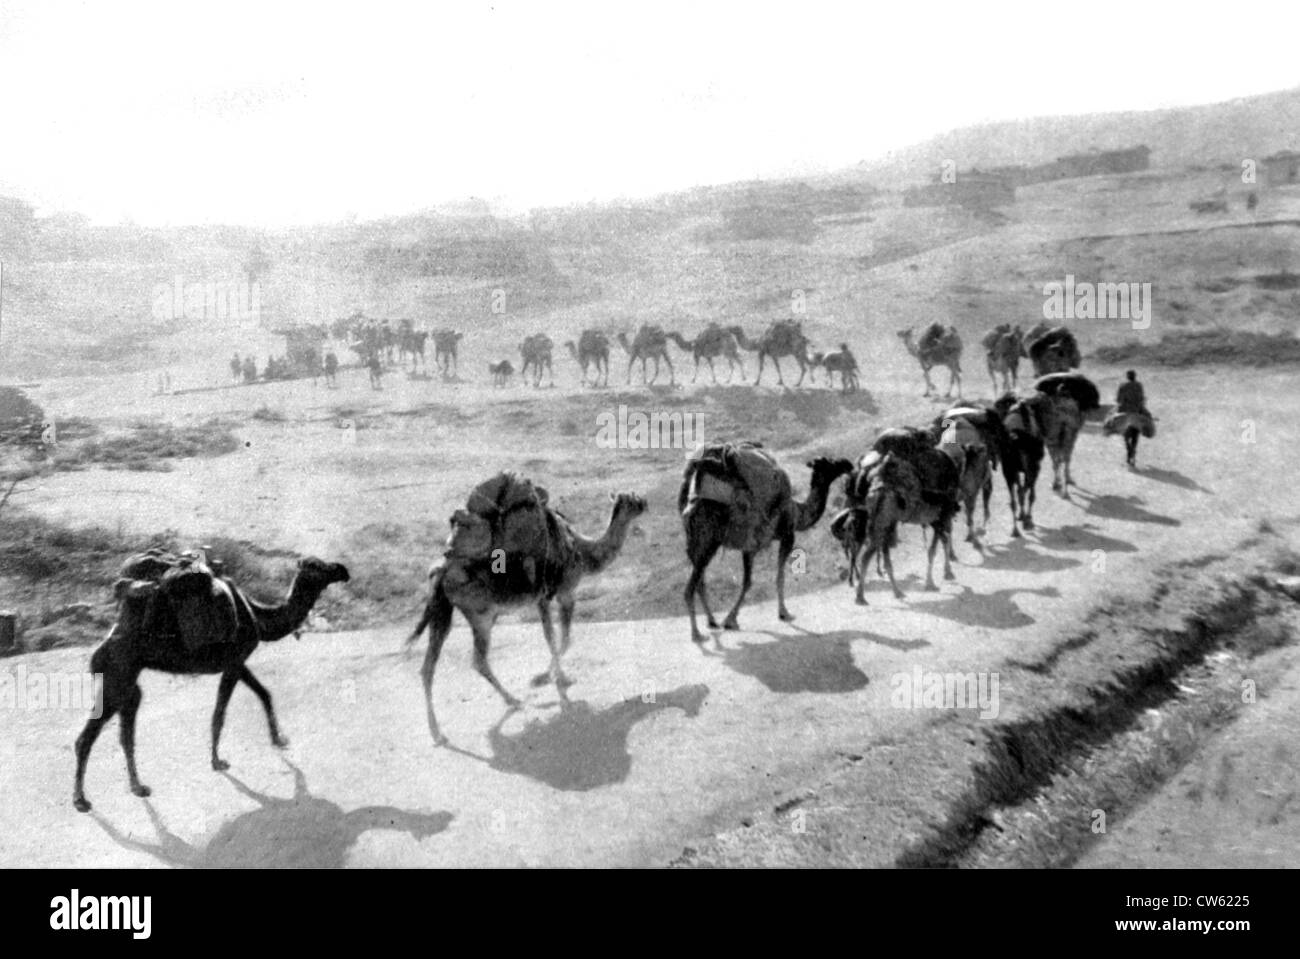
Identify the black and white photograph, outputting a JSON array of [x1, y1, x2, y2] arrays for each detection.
[[0, 0, 1296, 912]]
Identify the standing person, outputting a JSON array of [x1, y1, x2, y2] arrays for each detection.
[[230, 352, 242, 384], [1115, 369, 1150, 469]]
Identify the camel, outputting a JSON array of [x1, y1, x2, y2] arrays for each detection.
[[994, 392, 1045, 536], [1024, 324, 1080, 376], [929, 408, 1001, 550], [666, 325, 747, 384], [488, 359, 514, 387], [617, 325, 675, 386], [401, 330, 430, 372], [846, 451, 959, 604], [432, 330, 463, 378], [72, 555, 350, 812], [564, 330, 611, 387], [406, 491, 647, 744], [898, 325, 962, 398], [983, 324, 1026, 394], [519, 333, 555, 388], [680, 449, 852, 643], [730, 321, 813, 387], [1028, 372, 1100, 498], [811, 343, 861, 393]]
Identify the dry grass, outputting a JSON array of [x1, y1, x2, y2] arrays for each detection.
[[1093, 329, 1300, 367]]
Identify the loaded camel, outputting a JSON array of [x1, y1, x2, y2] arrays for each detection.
[[407, 491, 648, 744], [617, 325, 676, 386], [565, 330, 612, 387], [731, 320, 814, 387], [680, 446, 852, 642], [810, 343, 861, 393], [1023, 324, 1081, 376], [1027, 372, 1101, 499], [993, 391, 1046, 536], [401, 329, 430, 372], [666, 325, 747, 384], [73, 553, 350, 812], [898, 324, 963, 398], [519, 333, 555, 388], [929, 405, 1009, 551], [432, 330, 464, 379], [840, 431, 961, 604], [983, 324, 1025, 394]]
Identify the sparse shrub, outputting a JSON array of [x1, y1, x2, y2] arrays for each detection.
[[1093, 329, 1300, 367]]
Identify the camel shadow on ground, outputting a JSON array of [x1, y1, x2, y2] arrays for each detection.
[[976, 537, 1083, 573], [1137, 466, 1214, 494], [1037, 523, 1139, 554], [906, 584, 1062, 630], [445, 684, 710, 792], [710, 629, 879, 693], [1079, 492, 1181, 527], [91, 759, 452, 868]]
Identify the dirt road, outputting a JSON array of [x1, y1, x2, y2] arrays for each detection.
[[2, 367, 1295, 867]]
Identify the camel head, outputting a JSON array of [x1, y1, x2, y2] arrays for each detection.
[[806, 456, 855, 489], [295, 557, 351, 591], [609, 490, 648, 524]]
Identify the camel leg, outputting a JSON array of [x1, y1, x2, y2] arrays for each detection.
[[664, 353, 675, 386], [696, 576, 721, 630], [532, 598, 572, 691], [937, 518, 956, 582], [982, 473, 993, 537], [776, 530, 795, 621], [238, 666, 288, 749], [626, 356, 635, 384], [754, 353, 765, 386], [795, 359, 807, 387], [73, 674, 125, 813], [118, 682, 150, 798], [419, 620, 450, 746], [773, 356, 786, 387], [921, 365, 934, 396], [708, 358, 719, 384], [855, 540, 878, 605], [722, 552, 755, 631], [924, 524, 941, 591], [1023, 460, 1039, 530], [467, 613, 521, 710], [684, 540, 721, 642], [883, 540, 905, 599], [557, 592, 576, 656], [210, 669, 241, 771], [1005, 474, 1021, 539], [692, 357, 700, 383]]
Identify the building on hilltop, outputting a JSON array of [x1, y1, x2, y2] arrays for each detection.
[[904, 173, 1016, 210], [1262, 150, 1300, 188]]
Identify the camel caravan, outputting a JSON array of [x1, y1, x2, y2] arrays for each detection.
[[73, 315, 1156, 810], [232, 314, 871, 393]]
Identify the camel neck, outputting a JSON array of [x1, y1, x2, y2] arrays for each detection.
[[574, 507, 631, 574], [253, 578, 323, 641]]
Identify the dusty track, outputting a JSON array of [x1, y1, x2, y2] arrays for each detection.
[[2, 367, 1295, 867]]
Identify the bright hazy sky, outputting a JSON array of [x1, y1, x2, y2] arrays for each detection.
[[1, 0, 1296, 226]]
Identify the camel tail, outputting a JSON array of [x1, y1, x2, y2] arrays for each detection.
[[407, 566, 452, 648]]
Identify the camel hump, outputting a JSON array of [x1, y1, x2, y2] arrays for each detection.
[[450, 472, 557, 566], [919, 322, 947, 351]]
